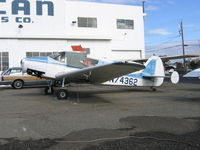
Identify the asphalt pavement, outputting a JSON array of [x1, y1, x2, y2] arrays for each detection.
[[0, 78, 199, 150]]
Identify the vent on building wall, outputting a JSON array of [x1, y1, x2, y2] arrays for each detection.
[[18, 24, 23, 29]]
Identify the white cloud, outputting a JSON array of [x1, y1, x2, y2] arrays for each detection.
[[102, 0, 142, 2], [148, 29, 172, 35], [167, 0, 176, 5], [67, 0, 145, 4], [145, 5, 159, 11], [183, 24, 195, 28], [101, 0, 139, 3]]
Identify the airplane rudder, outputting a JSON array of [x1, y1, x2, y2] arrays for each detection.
[[144, 56, 164, 76], [143, 56, 157, 76], [144, 56, 165, 86]]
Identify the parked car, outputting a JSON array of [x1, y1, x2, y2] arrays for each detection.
[[0, 67, 48, 89]]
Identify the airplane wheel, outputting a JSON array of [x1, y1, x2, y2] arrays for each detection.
[[44, 87, 54, 95], [56, 89, 68, 100]]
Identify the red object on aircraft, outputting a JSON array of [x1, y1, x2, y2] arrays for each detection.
[[71, 45, 84, 52]]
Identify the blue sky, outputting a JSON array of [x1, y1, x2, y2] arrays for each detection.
[[143, 0, 200, 45], [69, 0, 200, 56]]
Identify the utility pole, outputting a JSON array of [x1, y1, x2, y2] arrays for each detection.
[[142, 1, 145, 14], [198, 40, 200, 48], [180, 21, 186, 70], [142, 1, 146, 20]]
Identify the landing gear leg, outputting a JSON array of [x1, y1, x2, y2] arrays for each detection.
[[56, 78, 68, 100], [44, 81, 54, 95]]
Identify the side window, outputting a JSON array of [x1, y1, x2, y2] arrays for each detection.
[[33, 52, 40, 57], [26, 52, 54, 58], [117, 19, 134, 29], [0, 52, 9, 71], [57, 52, 66, 63], [10, 69, 21, 74], [78, 17, 97, 28], [26, 52, 33, 58]]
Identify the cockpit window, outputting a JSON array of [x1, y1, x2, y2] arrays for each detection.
[[49, 52, 66, 63], [49, 53, 60, 59], [49, 51, 99, 68]]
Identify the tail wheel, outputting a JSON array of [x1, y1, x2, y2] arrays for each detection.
[[56, 89, 68, 100], [12, 80, 24, 89]]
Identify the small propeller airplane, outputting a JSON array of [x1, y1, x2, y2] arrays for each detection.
[[20, 52, 199, 99]]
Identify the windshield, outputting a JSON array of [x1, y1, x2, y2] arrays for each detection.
[[49, 51, 99, 68], [49, 52, 66, 63], [1, 68, 10, 75], [1, 68, 22, 76]]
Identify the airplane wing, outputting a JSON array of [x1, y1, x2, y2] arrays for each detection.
[[134, 55, 200, 63], [55, 61, 145, 83]]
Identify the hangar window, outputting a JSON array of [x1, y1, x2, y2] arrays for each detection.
[[0, 52, 9, 71], [117, 19, 134, 29], [26, 52, 54, 58], [78, 17, 97, 28], [33, 52, 40, 57]]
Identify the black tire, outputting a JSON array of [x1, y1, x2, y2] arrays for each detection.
[[56, 89, 68, 100], [54, 80, 62, 87], [152, 88, 157, 92], [44, 87, 54, 95], [12, 80, 24, 89]]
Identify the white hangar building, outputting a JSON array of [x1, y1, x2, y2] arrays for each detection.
[[0, 0, 145, 71]]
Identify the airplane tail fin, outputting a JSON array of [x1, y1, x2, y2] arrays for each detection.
[[142, 56, 165, 86]]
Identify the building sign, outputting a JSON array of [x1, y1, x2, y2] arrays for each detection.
[[0, 0, 54, 23]]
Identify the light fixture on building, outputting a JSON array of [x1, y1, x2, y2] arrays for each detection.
[[18, 24, 23, 29], [72, 21, 77, 24]]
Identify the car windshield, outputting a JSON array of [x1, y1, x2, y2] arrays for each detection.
[[1, 68, 9, 75], [2, 68, 22, 76]]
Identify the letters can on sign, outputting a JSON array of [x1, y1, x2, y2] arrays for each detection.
[[0, 0, 54, 23]]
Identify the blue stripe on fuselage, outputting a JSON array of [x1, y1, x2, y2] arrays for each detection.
[[25, 57, 81, 69]]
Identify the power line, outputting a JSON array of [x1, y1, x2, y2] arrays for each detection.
[[146, 44, 181, 52], [145, 35, 179, 45], [146, 39, 200, 52], [186, 28, 200, 33], [187, 44, 200, 46], [146, 36, 180, 51]]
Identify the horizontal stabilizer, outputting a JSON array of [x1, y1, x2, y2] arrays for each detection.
[[142, 74, 165, 78]]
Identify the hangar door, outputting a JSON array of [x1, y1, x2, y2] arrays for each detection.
[[111, 50, 142, 60]]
